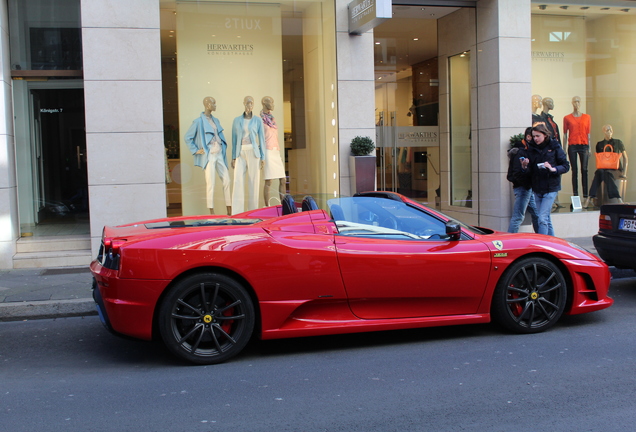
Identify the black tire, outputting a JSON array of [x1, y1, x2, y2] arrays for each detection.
[[158, 273, 255, 365], [491, 257, 567, 334]]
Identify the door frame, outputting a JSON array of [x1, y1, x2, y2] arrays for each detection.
[[15, 79, 84, 232]]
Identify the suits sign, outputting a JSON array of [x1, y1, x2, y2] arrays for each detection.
[[348, 0, 391, 35]]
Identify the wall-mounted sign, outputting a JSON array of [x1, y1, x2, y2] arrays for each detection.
[[348, 0, 391, 35]]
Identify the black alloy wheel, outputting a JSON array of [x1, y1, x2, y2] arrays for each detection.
[[158, 273, 255, 364], [492, 257, 567, 334]]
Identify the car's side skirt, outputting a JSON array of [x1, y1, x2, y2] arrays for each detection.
[[259, 309, 490, 340]]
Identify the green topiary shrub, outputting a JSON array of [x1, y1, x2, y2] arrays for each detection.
[[350, 136, 375, 156], [509, 133, 524, 149]]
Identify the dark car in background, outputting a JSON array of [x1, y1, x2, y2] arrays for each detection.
[[593, 204, 636, 271]]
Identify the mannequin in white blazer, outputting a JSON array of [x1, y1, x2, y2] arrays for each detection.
[[231, 96, 265, 214], [184, 97, 231, 214]]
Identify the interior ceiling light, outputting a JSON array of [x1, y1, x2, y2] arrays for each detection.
[[413, 38, 419, 41]]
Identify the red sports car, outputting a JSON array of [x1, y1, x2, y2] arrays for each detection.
[[90, 192, 612, 364]]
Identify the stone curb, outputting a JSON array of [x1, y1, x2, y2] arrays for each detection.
[[0, 299, 97, 322]]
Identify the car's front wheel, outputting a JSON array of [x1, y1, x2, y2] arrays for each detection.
[[492, 257, 567, 334], [158, 273, 255, 364]]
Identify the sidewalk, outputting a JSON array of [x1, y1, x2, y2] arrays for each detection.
[[0, 266, 95, 322], [0, 237, 628, 322]]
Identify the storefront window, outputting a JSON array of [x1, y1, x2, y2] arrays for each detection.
[[532, 2, 636, 205], [161, 0, 337, 216], [8, 0, 82, 72]]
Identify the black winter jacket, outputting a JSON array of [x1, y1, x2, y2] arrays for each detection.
[[507, 141, 532, 189], [522, 138, 570, 194]]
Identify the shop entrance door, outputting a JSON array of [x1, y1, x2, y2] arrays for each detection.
[[373, 8, 445, 207], [376, 120, 440, 205], [28, 88, 88, 235]]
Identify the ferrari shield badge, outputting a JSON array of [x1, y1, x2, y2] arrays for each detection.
[[492, 240, 504, 251]]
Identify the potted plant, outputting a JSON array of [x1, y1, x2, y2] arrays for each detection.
[[509, 133, 524, 149], [350, 136, 375, 156], [349, 136, 376, 194]]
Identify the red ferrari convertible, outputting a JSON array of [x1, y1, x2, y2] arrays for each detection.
[[90, 192, 612, 364]]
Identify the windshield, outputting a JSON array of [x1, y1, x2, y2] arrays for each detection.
[[327, 196, 476, 240]]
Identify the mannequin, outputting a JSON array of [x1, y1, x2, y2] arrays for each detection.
[[563, 96, 591, 198], [532, 94, 543, 126], [541, 97, 561, 145], [231, 96, 265, 214], [260, 96, 287, 206], [585, 124, 628, 207], [184, 96, 231, 214]]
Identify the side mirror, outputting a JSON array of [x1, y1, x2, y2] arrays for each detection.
[[445, 221, 461, 241]]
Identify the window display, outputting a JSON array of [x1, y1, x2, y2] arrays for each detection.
[[532, 3, 636, 205], [161, 0, 337, 216]]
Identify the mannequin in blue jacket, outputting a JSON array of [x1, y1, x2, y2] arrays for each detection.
[[231, 96, 265, 214], [184, 97, 231, 214]]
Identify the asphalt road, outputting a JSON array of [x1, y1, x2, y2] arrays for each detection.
[[1, 277, 635, 432]]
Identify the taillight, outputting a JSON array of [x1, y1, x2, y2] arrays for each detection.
[[111, 239, 126, 255], [599, 214, 612, 230], [101, 236, 125, 270]]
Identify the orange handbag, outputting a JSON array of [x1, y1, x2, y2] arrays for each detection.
[[595, 144, 621, 170]]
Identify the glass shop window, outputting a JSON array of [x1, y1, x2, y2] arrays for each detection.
[[161, 0, 338, 217], [8, 0, 82, 73], [531, 2, 636, 205]]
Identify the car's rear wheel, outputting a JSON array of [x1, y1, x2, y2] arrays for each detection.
[[158, 273, 255, 364], [492, 257, 567, 334]]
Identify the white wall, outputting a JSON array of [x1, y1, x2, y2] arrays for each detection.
[[0, 0, 18, 269], [335, 0, 376, 197], [81, 0, 167, 253]]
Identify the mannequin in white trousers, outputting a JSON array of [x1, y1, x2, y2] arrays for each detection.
[[231, 96, 265, 214]]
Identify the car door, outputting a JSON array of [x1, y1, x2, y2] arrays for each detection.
[[331, 198, 492, 319]]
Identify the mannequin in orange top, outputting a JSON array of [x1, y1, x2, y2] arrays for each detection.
[[563, 96, 591, 198]]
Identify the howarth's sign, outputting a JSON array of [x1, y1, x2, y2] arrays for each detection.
[[348, 0, 391, 35]]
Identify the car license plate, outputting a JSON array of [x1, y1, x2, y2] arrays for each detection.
[[619, 218, 636, 232]]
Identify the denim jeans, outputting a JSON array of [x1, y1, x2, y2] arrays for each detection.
[[534, 191, 557, 236], [508, 187, 539, 233], [568, 145, 589, 197]]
